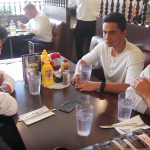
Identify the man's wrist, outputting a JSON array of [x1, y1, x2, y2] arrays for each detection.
[[143, 93, 150, 102], [100, 82, 106, 92]]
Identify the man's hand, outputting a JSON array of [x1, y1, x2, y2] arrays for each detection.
[[131, 77, 150, 99], [19, 23, 26, 29], [71, 74, 81, 85], [75, 81, 100, 91], [0, 73, 4, 85]]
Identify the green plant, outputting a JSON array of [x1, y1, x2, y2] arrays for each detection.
[[0, 4, 13, 15]]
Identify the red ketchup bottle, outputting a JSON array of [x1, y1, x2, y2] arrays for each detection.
[[50, 52, 61, 71], [42, 59, 54, 68]]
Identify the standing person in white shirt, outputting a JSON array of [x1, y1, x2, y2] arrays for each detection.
[[16, 3, 53, 55], [68, 0, 100, 60], [71, 12, 144, 94], [126, 65, 150, 116], [0, 25, 17, 116]]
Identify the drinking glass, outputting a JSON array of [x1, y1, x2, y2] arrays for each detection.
[[80, 64, 92, 81], [10, 23, 16, 35], [27, 71, 41, 95], [76, 103, 94, 137], [118, 92, 134, 121]]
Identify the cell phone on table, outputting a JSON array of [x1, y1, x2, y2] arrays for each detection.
[[59, 99, 81, 113]]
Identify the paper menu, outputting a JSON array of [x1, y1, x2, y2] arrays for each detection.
[[80, 128, 150, 150]]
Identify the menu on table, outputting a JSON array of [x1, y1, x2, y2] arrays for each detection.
[[28, 41, 34, 54], [80, 128, 150, 150]]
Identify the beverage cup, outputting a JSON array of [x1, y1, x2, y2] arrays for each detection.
[[118, 92, 134, 121], [80, 64, 92, 81], [76, 103, 94, 137], [10, 23, 16, 35], [17, 23, 21, 28], [27, 71, 41, 95]]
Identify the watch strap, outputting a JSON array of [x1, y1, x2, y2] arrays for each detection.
[[100, 82, 106, 92], [0, 86, 7, 93]]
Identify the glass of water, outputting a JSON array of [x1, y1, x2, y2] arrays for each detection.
[[76, 103, 95, 137], [10, 23, 16, 36], [80, 64, 92, 81], [118, 92, 134, 121], [27, 71, 41, 95]]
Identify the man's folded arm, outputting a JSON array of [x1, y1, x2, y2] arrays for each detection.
[[0, 93, 17, 116], [1, 73, 15, 94], [126, 86, 149, 115]]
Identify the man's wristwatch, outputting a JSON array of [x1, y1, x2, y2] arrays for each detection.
[[100, 82, 106, 92], [0, 86, 7, 93]]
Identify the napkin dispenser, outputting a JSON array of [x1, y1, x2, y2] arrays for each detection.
[[22, 53, 41, 87]]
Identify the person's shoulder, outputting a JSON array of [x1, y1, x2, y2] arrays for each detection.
[[38, 11, 48, 18], [95, 41, 106, 48], [126, 40, 142, 53], [37, 12, 49, 21], [144, 64, 150, 71], [96, 42, 109, 52]]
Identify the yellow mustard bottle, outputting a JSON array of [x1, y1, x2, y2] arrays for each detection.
[[41, 58, 54, 86], [61, 59, 69, 73], [41, 49, 50, 67]]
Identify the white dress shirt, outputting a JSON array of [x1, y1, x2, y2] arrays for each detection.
[[25, 11, 53, 42], [0, 70, 17, 116], [82, 40, 144, 84], [68, 0, 100, 21], [126, 65, 150, 114]]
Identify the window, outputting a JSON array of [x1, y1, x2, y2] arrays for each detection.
[[0, 0, 42, 15]]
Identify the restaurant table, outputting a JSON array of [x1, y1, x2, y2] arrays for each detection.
[[1, 58, 150, 150], [7, 31, 34, 58]]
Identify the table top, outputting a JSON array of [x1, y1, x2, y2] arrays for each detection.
[[2, 58, 150, 150], [7, 32, 34, 39]]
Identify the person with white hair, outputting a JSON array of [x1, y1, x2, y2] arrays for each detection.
[[0, 25, 17, 116]]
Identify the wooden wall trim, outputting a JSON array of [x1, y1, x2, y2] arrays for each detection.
[[96, 16, 150, 52]]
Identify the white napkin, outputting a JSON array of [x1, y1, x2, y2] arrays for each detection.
[[115, 115, 150, 135], [44, 82, 70, 89], [18, 106, 55, 125]]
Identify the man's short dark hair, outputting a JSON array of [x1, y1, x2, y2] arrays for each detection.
[[103, 12, 127, 32], [0, 25, 8, 43], [23, 3, 36, 11]]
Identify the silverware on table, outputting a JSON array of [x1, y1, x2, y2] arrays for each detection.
[[119, 123, 146, 133], [99, 123, 138, 128], [18, 109, 56, 122]]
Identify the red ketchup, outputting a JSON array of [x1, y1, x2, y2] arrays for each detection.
[[50, 52, 61, 71]]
